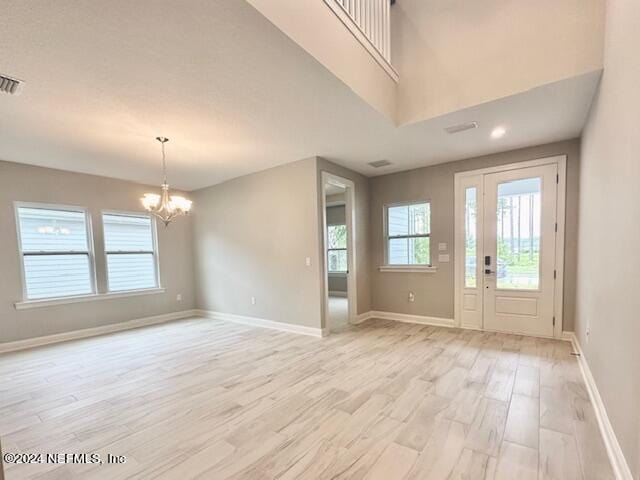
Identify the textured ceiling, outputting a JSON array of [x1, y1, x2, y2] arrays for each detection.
[[0, 0, 600, 191]]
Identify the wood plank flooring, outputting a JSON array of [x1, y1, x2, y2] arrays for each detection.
[[0, 317, 615, 479]]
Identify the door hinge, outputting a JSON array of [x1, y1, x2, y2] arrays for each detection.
[[554, 270, 557, 279], [555, 222, 558, 232], [553, 316, 556, 326], [556, 174, 559, 184]]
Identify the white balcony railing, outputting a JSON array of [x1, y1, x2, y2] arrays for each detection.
[[324, 0, 398, 81]]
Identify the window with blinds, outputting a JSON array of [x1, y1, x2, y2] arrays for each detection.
[[16, 205, 94, 300], [103, 213, 158, 292]]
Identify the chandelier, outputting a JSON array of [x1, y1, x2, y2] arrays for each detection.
[[141, 137, 192, 226]]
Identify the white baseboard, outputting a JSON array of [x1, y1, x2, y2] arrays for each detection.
[[329, 291, 348, 298], [354, 311, 374, 324], [197, 310, 327, 338], [355, 310, 454, 328], [562, 330, 575, 342], [567, 332, 633, 480], [0, 310, 199, 354]]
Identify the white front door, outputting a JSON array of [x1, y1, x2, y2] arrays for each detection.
[[455, 162, 560, 337], [483, 164, 557, 337]]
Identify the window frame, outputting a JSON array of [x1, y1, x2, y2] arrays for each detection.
[[383, 200, 434, 269], [326, 223, 348, 274], [14, 201, 97, 301], [102, 210, 161, 293]]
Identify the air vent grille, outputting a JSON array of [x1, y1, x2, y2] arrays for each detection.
[[0, 74, 23, 95], [444, 121, 478, 134], [368, 160, 392, 168]]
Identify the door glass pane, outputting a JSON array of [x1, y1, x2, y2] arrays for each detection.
[[496, 177, 541, 290], [465, 187, 477, 288]]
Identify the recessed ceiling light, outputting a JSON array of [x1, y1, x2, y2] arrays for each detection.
[[491, 126, 507, 139]]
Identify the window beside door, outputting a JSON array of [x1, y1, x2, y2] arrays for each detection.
[[465, 188, 478, 288], [385, 202, 431, 265]]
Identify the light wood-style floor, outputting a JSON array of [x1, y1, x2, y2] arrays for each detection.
[[0, 317, 614, 480]]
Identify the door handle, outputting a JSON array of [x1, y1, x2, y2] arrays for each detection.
[[485, 269, 495, 274]]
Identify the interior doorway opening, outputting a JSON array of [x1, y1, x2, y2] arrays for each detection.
[[321, 173, 357, 334]]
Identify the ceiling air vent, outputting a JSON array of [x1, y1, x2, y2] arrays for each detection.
[[0, 74, 24, 95], [368, 160, 392, 168], [444, 121, 478, 134]]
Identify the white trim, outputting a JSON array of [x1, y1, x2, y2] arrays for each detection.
[[0, 309, 197, 354], [567, 333, 634, 480], [197, 310, 327, 338], [455, 156, 567, 178], [562, 331, 575, 342], [14, 287, 166, 310], [453, 155, 567, 338], [378, 265, 437, 273], [383, 200, 433, 267], [101, 210, 161, 292], [14, 201, 98, 302], [353, 311, 373, 324], [321, 171, 358, 333], [323, 0, 399, 83], [362, 310, 455, 328], [356, 309, 573, 342]]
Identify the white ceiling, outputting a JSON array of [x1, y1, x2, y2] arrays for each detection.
[[0, 1, 600, 191]]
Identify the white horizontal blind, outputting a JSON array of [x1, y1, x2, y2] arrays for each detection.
[[334, 0, 391, 62], [17, 206, 93, 300], [103, 213, 157, 292]]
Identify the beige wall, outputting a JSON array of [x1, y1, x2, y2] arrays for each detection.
[[245, 0, 397, 121], [192, 158, 323, 329], [369, 139, 580, 330], [576, 0, 640, 475], [392, 0, 605, 125], [317, 158, 371, 317], [0, 160, 195, 344]]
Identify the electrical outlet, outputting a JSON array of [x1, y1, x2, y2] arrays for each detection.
[[251, 296, 256, 305], [408, 291, 415, 302], [176, 294, 182, 302]]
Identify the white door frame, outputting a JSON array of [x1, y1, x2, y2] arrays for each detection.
[[454, 155, 567, 339], [321, 172, 358, 332]]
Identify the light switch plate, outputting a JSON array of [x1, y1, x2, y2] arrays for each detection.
[[438, 243, 447, 251], [438, 254, 450, 263]]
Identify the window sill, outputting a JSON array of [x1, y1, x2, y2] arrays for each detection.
[[14, 288, 166, 310], [378, 265, 438, 273]]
